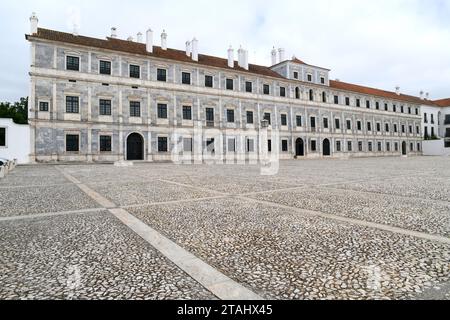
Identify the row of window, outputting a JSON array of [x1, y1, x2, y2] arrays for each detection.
[[64, 55, 418, 114]]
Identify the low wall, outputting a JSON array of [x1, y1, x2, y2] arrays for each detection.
[[422, 140, 450, 156]]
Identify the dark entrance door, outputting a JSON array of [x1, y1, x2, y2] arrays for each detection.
[[295, 138, 304, 157], [323, 139, 331, 156], [127, 133, 144, 160], [402, 141, 407, 155]]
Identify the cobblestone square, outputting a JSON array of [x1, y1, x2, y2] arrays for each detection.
[[0, 157, 449, 300]]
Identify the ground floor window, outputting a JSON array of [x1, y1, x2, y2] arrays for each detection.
[[336, 140, 341, 152], [247, 139, 255, 152], [358, 141, 363, 152], [347, 141, 352, 152], [395, 142, 399, 152], [99, 135, 112, 152], [183, 138, 192, 152], [444, 140, 450, 148], [368, 142, 373, 152], [378, 142, 382, 152], [410, 143, 414, 151], [228, 138, 236, 152], [0, 128, 5, 147], [281, 140, 288, 152], [311, 140, 317, 152], [66, 134, 79, 152], [206, 138, 215, 153], [386, 142, 390, 152], [417, 143, 421, 151], [158, 137, 168, 152]]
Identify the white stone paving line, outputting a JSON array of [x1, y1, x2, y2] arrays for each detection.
[[55, 166, 263, 301], [121, 195, 229, 209], [0, 208, 104, 222], [157, 178, 230, 196]]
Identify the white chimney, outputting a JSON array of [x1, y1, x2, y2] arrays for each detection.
[[238, 46, 245, 69], [136, 32, 143, 43], [243, 50, 249, 70], [426, 92, 430, 100], [271, 47, 277, 65], [111, 27, 118, 39], [30, 12, 38, 34], [127, 36, 134, 41], [161, 30, 167, 50], [227, 46, 234, 68], [420, 91, 424, 100], [146, 29, 153, 53], [278, 48, 285, 62], [191, 38, 198, 61], [73, 23, 79, 36], [395, 86, 400, 95], [185, 41, 191, 56]]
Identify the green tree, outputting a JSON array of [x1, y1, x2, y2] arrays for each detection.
[[0, 97, 28, 124]]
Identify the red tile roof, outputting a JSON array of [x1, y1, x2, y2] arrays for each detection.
[[433, 98, 450, 107]]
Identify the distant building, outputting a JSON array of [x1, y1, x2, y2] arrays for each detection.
[[0, 118, 30, 164], [25, 13, 446, 163], [421, 98, 450, 156]]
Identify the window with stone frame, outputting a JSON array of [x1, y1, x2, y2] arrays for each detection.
[[228, 138, 236, 152], [157, 68, 167, 82], [130, 101, 141, 117], [158, 137, 168, 152], [99, 99, 112, 116], [281, 114, 287, 126], [246, 111, 254, 124], [347, 141, 353, 152], [205, 75, 213, 88], [39, 101, 49, 112], [323, 118, 329, 129], [227, 109, 235, 123], [311, 140, 317, 151], [245, 81, 253, 93], [247, 139, 255, 152], [346, 119, 352, 130], [99, 135, 112, 152], [182, 106, 192, 120], [157, 104, 168, 119], [181, 72, 191, 85], [66, 134, 79, 152], [99, 60, 111, 75], [281, 139, 288, 152], [205, 108, 214, 124], [357, 120, 362, 131], [296, 115, 302, 127], [336, 140, 341, 152], [66, 56, 79, 71], [66, 96, 79, 113], [263, 84, 270, 95], [335, 118, 340, 129], [129, 65, 140, 78], [264, 113, 271, 125], [226, 78, 234, 90], [183, 138, 193, 152], [280, 87, 286, 97]]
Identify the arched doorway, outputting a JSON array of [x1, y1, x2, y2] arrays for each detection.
[[127, 133, 144, 160], [295, 138, 304, 157], [402, 141, 407, 156], [323, 138, 331, 156]]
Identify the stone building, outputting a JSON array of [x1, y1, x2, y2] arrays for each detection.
[[26, 13, 429, 163]]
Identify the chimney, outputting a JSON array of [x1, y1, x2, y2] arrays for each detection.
[[271, 47, 277, 65], [426, 92, 430, 100], [136, 32, 143, 43], [146, 29, 153, 53], [420, 91, 424, 100], [238, 46, 245, 69], [185, 41, 191, 57], [30, 12, 38, 34], [111, 27, 117, 39], [227, 46, 234, 68], [127, 36, 133, 41], [278, 48, 285, 62], [243, 50, 249, 70], [395, 86, 400, 95], [191, 38, 198, 61], [73, 23, 79, 36], [161, 30, 167, 50]]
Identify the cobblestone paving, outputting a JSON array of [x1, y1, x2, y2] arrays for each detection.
[[0, 211, 214, 300], [1, 156, 449, 300]]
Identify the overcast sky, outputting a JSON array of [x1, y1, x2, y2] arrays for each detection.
[[0, 0, 449, 102]]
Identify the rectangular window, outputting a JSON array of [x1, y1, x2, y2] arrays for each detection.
[[385, 103, 388, 111], [367, 122, 372, 131], [227, 109, 235, 123], [268, 140, 272, 152], [394, 124, 398, 133], [264, 113, 271, 125], [66, 96, 79, 113], [445, 140, 450, 148], [226, 78, 234, 90], [130, 101, 141, 117], [336, 141, 341, 152], [66, 56, 79, 71], [129, 65, 140, 78], [245, 81, 252, 93], [263, 84, 270, 95], [205, 75, 213, 88], [246, 111, 254, 124], [99, 60, 111, 75], [281, 114, 287, 126], [346, 120, 352, 130], [39, 101, 49, 112], [445, 115, 450, 125], [311, 140, 317, 151], [99, 135, 112, 152], [280, 87, 286, 97], [335, 118, 340, 129], [0, 128, 5, 147], [378, 142, 382, 152], [385, 123, 390, 132], [366, 100, 371, 109], [355, 121, 361, 131], [358, 141, 363, 152], [368, 142, 373, 152], [307, 74, 312, 82], [181, 72, 191, 85], [409, 125, 413, 134], [334, 95, 339, 104], [157, 104, 168, 119], [282, 140, 288, 152], [393, 105, 397, 112], [395, 142, 399, 152], [296, 115, 302, 127], [157, 68, 167, 82], [158, 137, 168, 152], [247, 139, 255, 152], [99, 99, 112, 116], [387, 142, 391, 152], [402, 125, 405, 133], [320, 77, 325, 84], [206, 108, 214, 125], [66, 134, 79, 152], [408, 107, 411, 114], [207, 138, 215, 153], [293, 72, 299, 79], [347, 141, 352, 152], [345, 97, 350, 106], [401, 106, 404, 113], [183, 138, 193, 152], [376, 102, 380, 110], [323, 118, 329, 129], [228, 139, 236, 152], [377, 123, 381, 132], [310, 117, 316, 128], [182, 106, 192, 120], [356, 99, 361, 107]]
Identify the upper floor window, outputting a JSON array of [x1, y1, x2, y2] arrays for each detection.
[[157, 68, 167, 82], [334, 95, 339, 104], [295, 87, 300, 99], [182, 106, 192, 120], [129, 65, 140, 78], [99, 60, 111, 75], [310, 116, 316, 128], [415, 108, 419, 115], [346, 120, 352, 130], [245, 81, 253, 93], [356, 99, 361, 107], [376, 123, 381, 132], [385, 123, 390, 132], [66, 96, 79, 113], [394, 124, 398, 133], [281, 114, 287, 126], [393, 105, 397, 112], [293, 72, 299, 79], [66, 134, 79, 152], [323, 118, 329, 129], [424, 113, 428, 123], [205, 75, 213, 88], [129, 101, 141, 117], [296, 115, 302, 127], [227, 109, 235, 123], [309, 89, 314, 101], [384, 103, 388, 111], [366, 100, 371, 109], [408, 107, 411, 114], [376, 102, 380, 110], [226, 79, 234, 90], [157, 104, 168, 119], [39, 101, 49, 112], [345, 97, 350, 106], [206, 108, 214, 124], [322, 91, 326, 103], [320, 77, 325, 84], [357, 121, 362, 131], [246, 111, 254, 124], [335, 118, 340, 129], [401, 125, 406, 133], [263, 84, 270, 95], [99, 99, 112, 116], [280, 87, 286, 97], [264, 113, 271, 125], [400, 106, 404, 113], [431, 114, 435, 124], [307, 74, 312, 82], [367, 121, 372, 131], [0, 128, 5, 147], [66, 56, 79, 71], [182, 72, 191, 85]]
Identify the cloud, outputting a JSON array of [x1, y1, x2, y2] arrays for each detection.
[[0, 0, 449, 102]]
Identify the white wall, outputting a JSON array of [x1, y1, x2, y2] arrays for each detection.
[[0, 118, 30, 164], [422, 139, 450, 156], [421, 105, 440, 138]]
